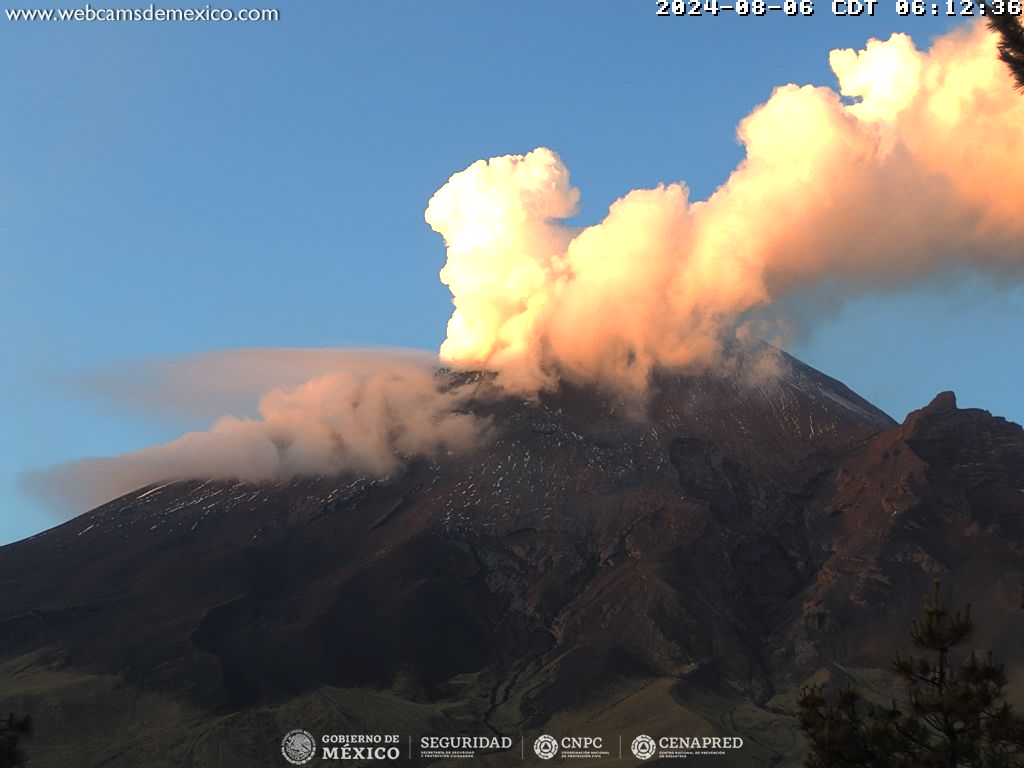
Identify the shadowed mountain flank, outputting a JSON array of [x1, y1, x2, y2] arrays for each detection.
[[2, 353, 1022, 767]]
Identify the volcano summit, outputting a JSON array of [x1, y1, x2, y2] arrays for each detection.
[[1, 351, 1022, 767]]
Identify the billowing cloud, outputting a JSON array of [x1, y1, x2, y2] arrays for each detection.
[[426, 26, 1024, 395], [23, 23, 1024, 515], [24, 351, 490, 513]]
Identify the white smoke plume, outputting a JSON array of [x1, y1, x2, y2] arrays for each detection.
[[22, 23, 1024, 515], [24, 351, 490, 513], [426, 26, 1024, 395]]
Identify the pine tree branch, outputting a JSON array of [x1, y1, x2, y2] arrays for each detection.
[[981, 0, 1024, 91]]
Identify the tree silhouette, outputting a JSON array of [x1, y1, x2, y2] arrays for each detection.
[[799, 583, 1024, 767], [0, 713, 32, 768], [982, 2, 1024, 90]]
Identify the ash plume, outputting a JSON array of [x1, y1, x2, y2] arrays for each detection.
[[23, 352, 490, 513], [20, 23, 1024, 515], [426, 26, 1024, 396]]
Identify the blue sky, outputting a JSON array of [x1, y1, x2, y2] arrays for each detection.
[[2, 2, 1020, 544]]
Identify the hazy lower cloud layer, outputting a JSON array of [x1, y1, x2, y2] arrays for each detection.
[[24, 24, 1024, 515], [24, 351, 489, 513], [75, 347, 444, 423], [426, 26, 1024, 394]]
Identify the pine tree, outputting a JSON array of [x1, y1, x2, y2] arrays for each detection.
[[0, 712, 32, 768], [982, 2, 1024, 91], [798, 683, 906, 767], [799, 583, 1024, 768]]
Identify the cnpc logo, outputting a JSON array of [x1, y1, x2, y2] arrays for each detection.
[[534, 735, 559, 760], [533, 734, 605, 759]]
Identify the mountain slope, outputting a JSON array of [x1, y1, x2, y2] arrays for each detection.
[[1, 352, 1021, 767]]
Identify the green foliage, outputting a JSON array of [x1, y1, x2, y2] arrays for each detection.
[[0, 712, 33, 768], [799, 583, 1024, 768], [983, 1, 1024, 91]]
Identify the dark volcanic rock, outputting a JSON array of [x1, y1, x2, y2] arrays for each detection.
[[780, 389, 1024, 682], [1, 351, 1022, 767]]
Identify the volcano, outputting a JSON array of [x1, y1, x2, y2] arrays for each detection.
[[1, 350, 1023, 767]]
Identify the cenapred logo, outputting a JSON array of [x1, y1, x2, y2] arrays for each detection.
[[631, 734, 657, 761], [534, 734, 559, 760], [281, 729, 316, 765], [631, 733, 743, 760]]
